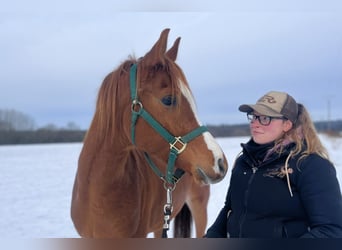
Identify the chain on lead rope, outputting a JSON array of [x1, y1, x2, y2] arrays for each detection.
[[161, 183, 175, 238]]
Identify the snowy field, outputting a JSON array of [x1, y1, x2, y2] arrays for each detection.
[[0, 134, 341, 238]]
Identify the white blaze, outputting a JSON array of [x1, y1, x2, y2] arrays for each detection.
[[179, 81, 225, 174]]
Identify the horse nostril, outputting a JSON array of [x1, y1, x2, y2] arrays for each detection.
[[218, 158, 226, 176]]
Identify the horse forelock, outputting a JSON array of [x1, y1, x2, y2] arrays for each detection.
[[168, 60, 196, 115], [161, 59, 190, 112]]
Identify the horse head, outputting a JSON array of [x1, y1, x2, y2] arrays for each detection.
[[129, 29, 228, 185]]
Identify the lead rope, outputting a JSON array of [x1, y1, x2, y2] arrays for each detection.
[[162, 185, 174, 238]]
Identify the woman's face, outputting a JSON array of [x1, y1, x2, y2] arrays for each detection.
[[249, 112, 293, 144]]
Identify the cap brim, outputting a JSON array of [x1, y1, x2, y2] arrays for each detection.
[[239, 104, 283, 118]]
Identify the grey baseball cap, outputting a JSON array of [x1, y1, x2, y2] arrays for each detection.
[[239, 91, 299, 124]]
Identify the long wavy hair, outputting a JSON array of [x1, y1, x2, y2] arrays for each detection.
[[276, 103, 330, 161], [271, 103, 331, 197]]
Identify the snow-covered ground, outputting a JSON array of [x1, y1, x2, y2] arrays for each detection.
[[0, 134, 341, 238]]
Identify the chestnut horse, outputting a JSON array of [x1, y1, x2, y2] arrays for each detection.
[[71, 29, 228, 238]]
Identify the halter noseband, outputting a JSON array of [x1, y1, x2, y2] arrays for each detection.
[[129, 63, 208, 185]]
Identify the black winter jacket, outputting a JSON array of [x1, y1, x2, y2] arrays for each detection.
[[206, 139, 342, 238]]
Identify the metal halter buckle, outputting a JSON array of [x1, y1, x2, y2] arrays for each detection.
[[169, 136, 187, 154]]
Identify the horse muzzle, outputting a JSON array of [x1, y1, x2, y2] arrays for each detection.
[[196, 157, 227, 185]]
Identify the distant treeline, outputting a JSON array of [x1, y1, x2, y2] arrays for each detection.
[[0, 120, 341, 145], [0, 129, 86, 145]]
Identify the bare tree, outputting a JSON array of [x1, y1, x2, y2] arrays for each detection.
[[65, 121, 80, 130], [0, 109, 36, 131]]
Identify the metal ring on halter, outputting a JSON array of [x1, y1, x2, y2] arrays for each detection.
[[163, 180, 176, 192], [131, 100, 143, 112]]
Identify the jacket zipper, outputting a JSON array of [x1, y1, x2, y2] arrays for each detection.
[[226, 209, 232, 238], [238, 166, 258, 237]]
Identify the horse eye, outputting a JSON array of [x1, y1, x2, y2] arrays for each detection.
[[161, 95, 177, 106]]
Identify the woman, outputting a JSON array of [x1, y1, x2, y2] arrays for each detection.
[[206, 91, 342, 238]]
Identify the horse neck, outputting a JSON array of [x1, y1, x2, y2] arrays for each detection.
[[80, 121, 137, 178]]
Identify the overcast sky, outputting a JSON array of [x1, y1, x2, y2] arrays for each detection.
[[1, 1, 342, 129]]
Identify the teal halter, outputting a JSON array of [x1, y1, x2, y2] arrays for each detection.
[[129, 63, 208, 185]]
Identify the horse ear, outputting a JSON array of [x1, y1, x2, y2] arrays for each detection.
[[166, 37, 181, 61], [142, 28, 170, 66]]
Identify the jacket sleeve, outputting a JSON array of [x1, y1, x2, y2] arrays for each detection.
[[296, 155, 342, 238], [205, 187, 231, 238]]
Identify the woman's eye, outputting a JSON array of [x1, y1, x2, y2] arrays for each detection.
[[261, 116, 270, 122], [161, 95, 177, 106]]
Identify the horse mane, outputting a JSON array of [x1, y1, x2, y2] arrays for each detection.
[[85, 57, 137, 148]]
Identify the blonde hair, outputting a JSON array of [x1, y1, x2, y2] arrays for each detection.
[[274, 103, 330, 197], [283, 103, 329, 161]]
